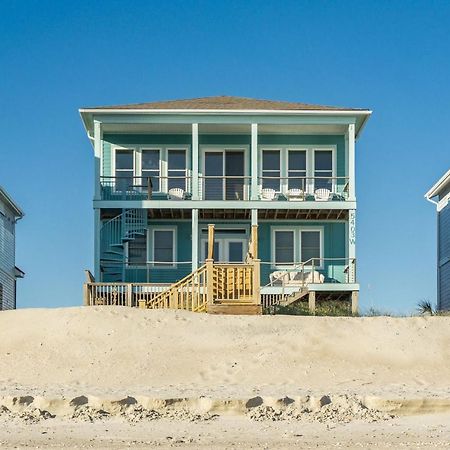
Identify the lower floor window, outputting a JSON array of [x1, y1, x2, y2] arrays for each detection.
[[273, 228, 322, 266], [153, 229, 175, 267]]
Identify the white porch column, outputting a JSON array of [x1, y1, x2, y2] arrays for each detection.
[[347, 123, 356, 201], [251, 209, 258, 226], [192, 123, 199, 200], [192, 209, 199, 272], [94, 209, 101, 281], [94, 120, 102, 200], [251, 123, 258, 200], [348, 209, 356, 283]]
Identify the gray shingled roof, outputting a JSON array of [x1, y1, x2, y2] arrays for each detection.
[[83, 95, 368, 112]]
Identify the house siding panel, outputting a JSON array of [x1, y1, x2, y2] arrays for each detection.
[[258, 221, 347, 285], [438, 205, 450, 310], [102, 134, 346, 179], [0, 204, 17, 310]]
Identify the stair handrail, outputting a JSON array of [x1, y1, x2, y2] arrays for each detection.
[[142, 264, 208, 310]]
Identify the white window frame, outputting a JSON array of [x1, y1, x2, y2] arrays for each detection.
[[200, 237, 247, 262], [200, 146, 250, 200], [258, 145, 336, 194], [271, 226, 324, 269], [112, 146, 136, 190], [150, 226, 177, 269], [312, 147, 337, 193], [166, 147, 189, 193], [111, 145, 191, 193]]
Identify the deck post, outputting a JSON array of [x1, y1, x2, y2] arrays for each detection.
[[93, 120, 102, 200], [348, 210, 356, 283], [251, 123, 258, 200], [206, 259, 214, 307], [207, 224, 215, 260], [127, 284, 133, 307], [308, 291, 316, 314], [347, 123, 356, 201], [252, 259, 261, 304], [192, 123, 199, 200], [251, 224, 258, 259], [82, 283, 90, 306], [192, 209, 199, 272], [94, 209, 101, 281], [351, 291, 359, 315]]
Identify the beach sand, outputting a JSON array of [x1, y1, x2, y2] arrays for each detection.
[[0, 306, 449, 448]]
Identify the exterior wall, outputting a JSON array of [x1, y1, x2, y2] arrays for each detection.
[[258, 221, 347, 285], [0, 202, 17, 310], [438, 204, 450, 310], [102, 134, 346, 179]]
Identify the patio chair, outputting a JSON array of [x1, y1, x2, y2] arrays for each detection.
[[314, 188, 332, 201], [286, 188, 305, 201], [304, 270, 325, 284], [168, 188, 185, 200], [260, 188, 277, 201], [269, 270, 290, 285]]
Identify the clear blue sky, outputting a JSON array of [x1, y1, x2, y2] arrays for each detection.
[[1, 0, 449, 313]]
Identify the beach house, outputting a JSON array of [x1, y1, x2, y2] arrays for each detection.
[[425, 169, 450, 311], [80, 96, 371, 314], [0, 186, 24, 310]]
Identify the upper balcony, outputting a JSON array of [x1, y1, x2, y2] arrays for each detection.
[[99, 175, 349, 203]]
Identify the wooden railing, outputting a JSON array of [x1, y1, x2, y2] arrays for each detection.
[[83, 283, 169, 307], [139, 264, 208, 312]]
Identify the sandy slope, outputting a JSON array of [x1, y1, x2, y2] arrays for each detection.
[[0, 306, 449, 397], [1, 307, 450, 448]]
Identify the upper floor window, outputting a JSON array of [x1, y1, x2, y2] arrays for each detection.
[[314, 150, 333, 191], [142, 149, 161, 192], [262, 150, 280, 191], [115, 150, 134, 191], [288, 150, 307, 190], [168, 149, 186, 191]]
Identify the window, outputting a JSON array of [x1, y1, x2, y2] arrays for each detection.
[[262, 150, 281, 191], [274, 230, 294, 264], [153, 229, 175, 267], [288, 150, 307, 190], [142, 149, 161, 192], [301, 231, 321, 265], [272, 227, 323, 267], [115, 150, 134, 191], [128, 234, 147, 266], [167, 149, 186, 191], [314, 150, 333, 191]]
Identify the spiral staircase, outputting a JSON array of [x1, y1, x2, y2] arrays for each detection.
[[100, 209, 147, 282]]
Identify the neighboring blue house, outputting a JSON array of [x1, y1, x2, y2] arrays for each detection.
[[80, 96, 371, 313], [425, 169, 450, 311], [0, 186, 24, 310]]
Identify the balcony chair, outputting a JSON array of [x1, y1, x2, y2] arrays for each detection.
[[286, 188, 305, 201], [168, 188, 185, 200], [260, 188, 277, 201], [314, 188, 332, 201]]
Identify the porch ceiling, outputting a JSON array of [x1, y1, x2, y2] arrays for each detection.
[[100, 208, 348, 221]]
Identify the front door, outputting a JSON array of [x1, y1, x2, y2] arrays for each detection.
[[202, 238, 246, 262]]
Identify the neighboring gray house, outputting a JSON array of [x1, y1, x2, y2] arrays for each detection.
[[0, 186, 24, 310], [425, 169, 450, 311]]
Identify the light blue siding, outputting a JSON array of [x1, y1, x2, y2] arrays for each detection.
[[0, 204, 17, 310], [438, 205, 450, 310]]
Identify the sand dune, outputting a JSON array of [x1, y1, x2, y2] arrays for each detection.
[[1, 307, 450, 448]]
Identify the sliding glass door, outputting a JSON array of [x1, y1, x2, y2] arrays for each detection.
[[204, 150, 245, 200]]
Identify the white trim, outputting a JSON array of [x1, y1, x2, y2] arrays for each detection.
[[259, 145, 336, 194], [425, 168, 450, 199], [200, 237, 247, 262], [111, 145, 136, 177], [150, 226, 177, 268], [200, 146, 250, 200], [80, 108, 372, 116], [271, 226, 324, 269]]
